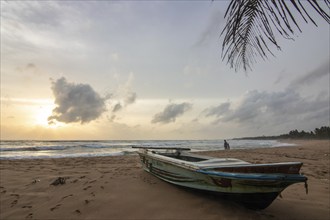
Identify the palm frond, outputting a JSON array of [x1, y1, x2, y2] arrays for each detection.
[[222, 0, 330, 72]]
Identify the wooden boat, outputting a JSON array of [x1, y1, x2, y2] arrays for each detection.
[[133, 147, 308, 209]]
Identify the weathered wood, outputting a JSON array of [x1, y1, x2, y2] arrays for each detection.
[[132, 146, 190, 151]]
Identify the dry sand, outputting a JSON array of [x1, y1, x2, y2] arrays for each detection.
[[0, 139, 329, 220]]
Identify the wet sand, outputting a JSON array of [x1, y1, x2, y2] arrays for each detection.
[[0, 139, 329, 219]]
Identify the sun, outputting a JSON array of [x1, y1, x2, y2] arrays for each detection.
[[34, 104, 63, 128]]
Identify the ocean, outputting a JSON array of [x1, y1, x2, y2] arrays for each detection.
[[0, 139, 295, 160]]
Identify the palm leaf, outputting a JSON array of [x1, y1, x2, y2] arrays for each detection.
[[221, 0, 330, 72]]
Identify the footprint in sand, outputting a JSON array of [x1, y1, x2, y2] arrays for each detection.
[[143, 178, 157, 185], [22, 205, 32, 209], [85, 199, 90, 204], [10, 193, 19, 198], [50, 204, 61, 211], [75, 209, 81, 214], [71, 179, 79, 183], [11, 200, 18, 207], [10, 194, 20, 207], [26, 213, 33, 219], [83, 186, 92, 190], [63, 194, 73, 199], [60, 194, 73, 201]]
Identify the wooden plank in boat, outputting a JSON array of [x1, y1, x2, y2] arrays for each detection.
[[132, 146, 191, 151]]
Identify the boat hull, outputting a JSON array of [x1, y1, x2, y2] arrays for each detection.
[[137, 151, 307, 209]]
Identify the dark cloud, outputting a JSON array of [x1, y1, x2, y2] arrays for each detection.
[[110, 92, 137, 116], [203, 102, 231, 117], [48, 77, 109, 124], [112, 102, 122, 113], [107, 75, 137, 122], [202, 89, 329, 131], [151, 102, 192, 124]]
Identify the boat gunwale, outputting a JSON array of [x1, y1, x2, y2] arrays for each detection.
[[141, 149, 303, 169], [138, 150, 306, 182]]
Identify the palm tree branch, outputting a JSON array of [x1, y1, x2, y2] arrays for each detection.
[[222, 0, 330, 72], [308, 0, 330, 23], [297, 0, 317, 26], [280, 0, 303, 32]]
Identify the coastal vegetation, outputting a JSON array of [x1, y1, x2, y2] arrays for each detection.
[[236, 126, 330, 140]]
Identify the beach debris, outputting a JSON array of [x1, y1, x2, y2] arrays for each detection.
[[50, 177, 68, 186], [32, 179, 40, 184], [26, 179, 41, 186]]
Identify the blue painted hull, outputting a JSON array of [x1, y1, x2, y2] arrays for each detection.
[[137, 149, 307, 209]]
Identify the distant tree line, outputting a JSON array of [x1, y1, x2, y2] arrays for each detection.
[[236, 126, 330, 140]]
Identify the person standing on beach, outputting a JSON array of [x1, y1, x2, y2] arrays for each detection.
[[224, 140, 230, 150]]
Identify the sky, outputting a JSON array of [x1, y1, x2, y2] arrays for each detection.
[[1, 1, 329, 140]]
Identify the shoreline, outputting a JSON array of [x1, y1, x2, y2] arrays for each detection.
[[0, 139, 308, 161], [1, 139, 329, 219]]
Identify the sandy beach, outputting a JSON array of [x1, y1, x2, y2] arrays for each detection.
[[0, 139, 329, 220]]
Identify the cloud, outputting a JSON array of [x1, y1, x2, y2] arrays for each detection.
[[124, 91, 137, 105], [151, 102, 192, 124], [16, 63, 43, 76], [48, 77, 109, 124], [2, 1, 89, 60], [26, 63, 36, 69], [203, 102, 231, 117], [202, 89, 329, 132], [194, 10, 224, 47], [290, 61, 329, 89], [109, 73, 137, 118], [111, 92, 136, 114], [112, 103, 122, 113]]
